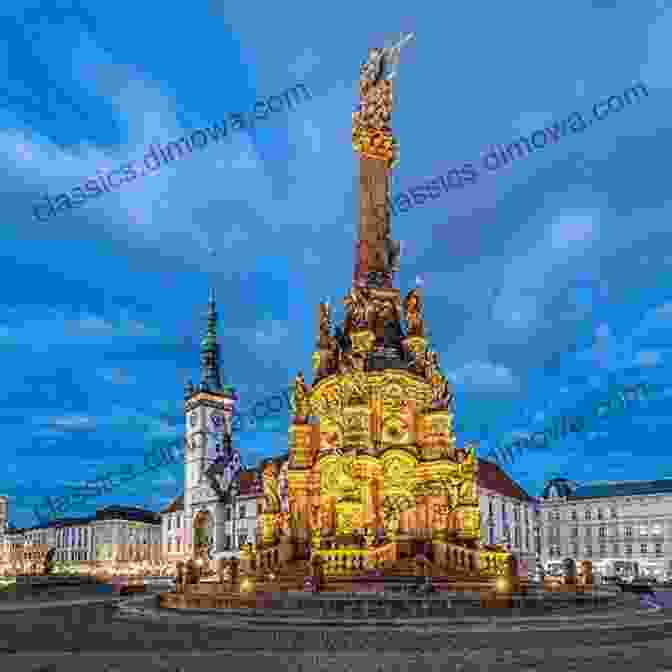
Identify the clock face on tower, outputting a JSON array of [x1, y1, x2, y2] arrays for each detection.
[[209, 413, 225, 431]]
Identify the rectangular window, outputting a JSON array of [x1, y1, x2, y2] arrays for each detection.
[[599, 544, 607, 556], [168, 518, 172, 531], [599, 527, 606, 538], [655, 543, 663, 556], [585, 510, 592, 521], [586, 546, 592, 557], [239, 506, 246, 519], [610, 508, 617, 518], [225, 508, 231, 521], [571, 510, 577, 521], [571, 543, 578, 556], [571, 527, 578, 538], [625, 544, 632, 555], [641, 544, 648, 555], [640, 525, 649, 536], [554, 510, 560, 521], [613, 544, 619, 555], [585, 527, 591, 537], [652, 523, 662, 536], [625, 526, 633, 537], [597, 509, 603, 520], [514, 507, 520, 522], [514, 528, 521, 547], [547, 511, 553, 522]]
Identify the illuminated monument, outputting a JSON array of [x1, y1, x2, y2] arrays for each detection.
[[256, 35, 490, 578]]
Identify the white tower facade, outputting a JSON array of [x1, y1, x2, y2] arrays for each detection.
[[0, 496, 7, 534], [182, 291, 238, 560]]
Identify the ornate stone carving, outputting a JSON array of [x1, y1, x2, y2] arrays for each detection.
[[432, 375, 454, 410], [350, 329, 376, 355], [403, 288, 424, 338], [318, 302, 332, 348], [292, 371, 311, 421]]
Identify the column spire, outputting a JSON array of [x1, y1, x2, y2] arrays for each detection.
[[352, 33, 413, 289]]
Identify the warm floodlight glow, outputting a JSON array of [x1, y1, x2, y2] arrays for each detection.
[[496, 577, 508, 592]]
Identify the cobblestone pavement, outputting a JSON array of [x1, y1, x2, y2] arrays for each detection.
[[2, 593, 672, 671]]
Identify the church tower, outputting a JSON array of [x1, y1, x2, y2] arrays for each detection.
[[183, 290, 238, 558]]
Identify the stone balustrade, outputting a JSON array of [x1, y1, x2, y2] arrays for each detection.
[[433, 540, 481, 574]]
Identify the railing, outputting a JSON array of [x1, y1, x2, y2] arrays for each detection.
[[316, 548, 368, 575], [434, 540, 481, 574], [313, 542, 397, 575]]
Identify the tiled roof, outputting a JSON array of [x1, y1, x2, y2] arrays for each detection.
[[95, 506, 160, 524], [570, 480, 672, 500], [161, 494, 184, 514], [478, 459, 531, 501]]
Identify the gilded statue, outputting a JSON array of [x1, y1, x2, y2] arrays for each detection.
[[292, 371, 310, 420], [353, 33, 414, 132], [432, 375, 454, 410], [318, 302, 332, 348], [403, 288, 424, 337], [263, 471, 281, 514], [344, 286, 371, 332], [425, 350, 442, 383]]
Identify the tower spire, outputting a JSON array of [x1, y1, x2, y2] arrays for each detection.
[[199, 289, 222, 391]]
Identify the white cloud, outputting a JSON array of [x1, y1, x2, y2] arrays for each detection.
[[254, 319, 290, 348], [36, 415, 96, 429], [98, 368, 137, 385], [633, 349, 662, 367], [0, 308, 161, 348], [448, 360, 519, 389], [549, 212, 597, 250]]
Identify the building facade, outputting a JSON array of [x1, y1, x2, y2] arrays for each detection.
[[478, 460, 540, 575], [540, 477, 672, 580], [160, 466, 265, 571], [0, 503, 161, 575]]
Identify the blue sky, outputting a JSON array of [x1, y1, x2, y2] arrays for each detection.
[[1, 0, 672, 528]]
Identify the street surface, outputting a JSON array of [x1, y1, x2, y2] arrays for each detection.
[[1, 586, 672, 670]]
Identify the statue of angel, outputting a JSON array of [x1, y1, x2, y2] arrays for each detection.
[[354, 33, 414, 131], [432, 376, 455, 410], [318, 301, 332, 348], [344, 287, 370, 331], [292, 371, 310, 420], [403, 287, 424, 337]]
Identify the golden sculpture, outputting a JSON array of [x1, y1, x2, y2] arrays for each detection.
[[251, 35, 509, 587], [318, 302, 332, 348], [403, 288, 424, 338], [292, 371, 310, 421]]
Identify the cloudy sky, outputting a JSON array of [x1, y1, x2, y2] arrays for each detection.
[[1, 0, 671, 528]]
